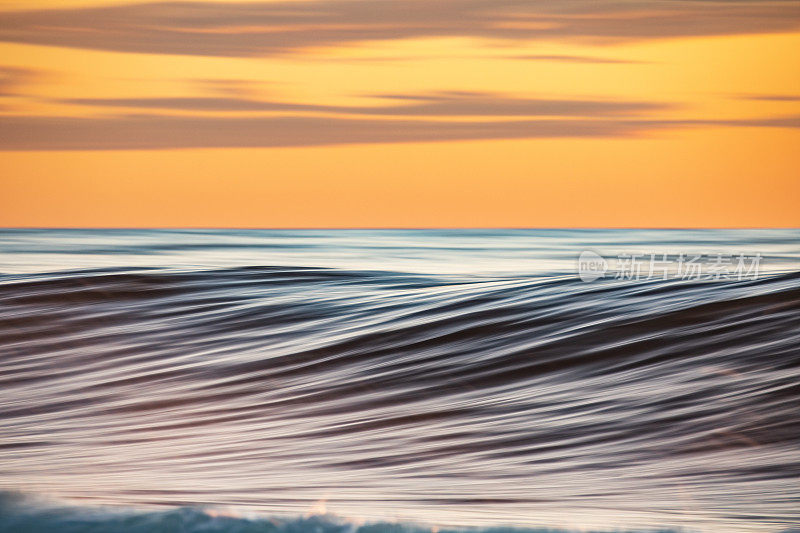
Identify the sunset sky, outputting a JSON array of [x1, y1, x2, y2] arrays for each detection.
[[0, 0, 798, 227]]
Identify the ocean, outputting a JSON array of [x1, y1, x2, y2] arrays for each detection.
[[0, 229, 798, 533]]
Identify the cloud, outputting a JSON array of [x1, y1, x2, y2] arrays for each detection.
[[506, 55, 644, 64], [0, 114, 652, 150], [701, 116, 800, 128], [741, 94, 800, 102], [0, 0, 798, 57], [0, 112, 797, 151], [0, 66, 39, 96], [59, 91, 670, 117], [192, 78, 267, 97]]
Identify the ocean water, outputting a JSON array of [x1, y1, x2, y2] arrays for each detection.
[[0, 229, 799, 533]]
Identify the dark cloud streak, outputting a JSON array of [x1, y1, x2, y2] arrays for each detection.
[[506, 55, 644, 64], [0, 112, 797, 151], [0, 66, 39, 96], [742, 94, 800, 102], [59, 92, 671, 116], [0, 0, 798, 57], [0, 114, 649, 151]]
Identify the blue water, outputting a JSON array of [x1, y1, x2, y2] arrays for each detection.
[[0, 229, 799, 533]]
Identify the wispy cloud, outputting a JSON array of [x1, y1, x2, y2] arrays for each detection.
[[0, 114, 650, 150], [741, 94, 800, 102], [505, 55, 645, 64], [0, 0, 798, 57], [192, 78, 265, 98], [0, 66, 40, 96], [1, 112, 797, 151], [59, 91, 671, 117], [698, 116, 800, 128]]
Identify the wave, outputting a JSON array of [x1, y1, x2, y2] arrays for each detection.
[[0, 492, 686, 533], [1, 262, 799, 531]]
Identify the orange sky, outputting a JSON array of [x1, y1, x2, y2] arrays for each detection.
[[0, 0, 798, 227]]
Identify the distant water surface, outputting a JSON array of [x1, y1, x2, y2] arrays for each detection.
[[0, 229, 799, 533]]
